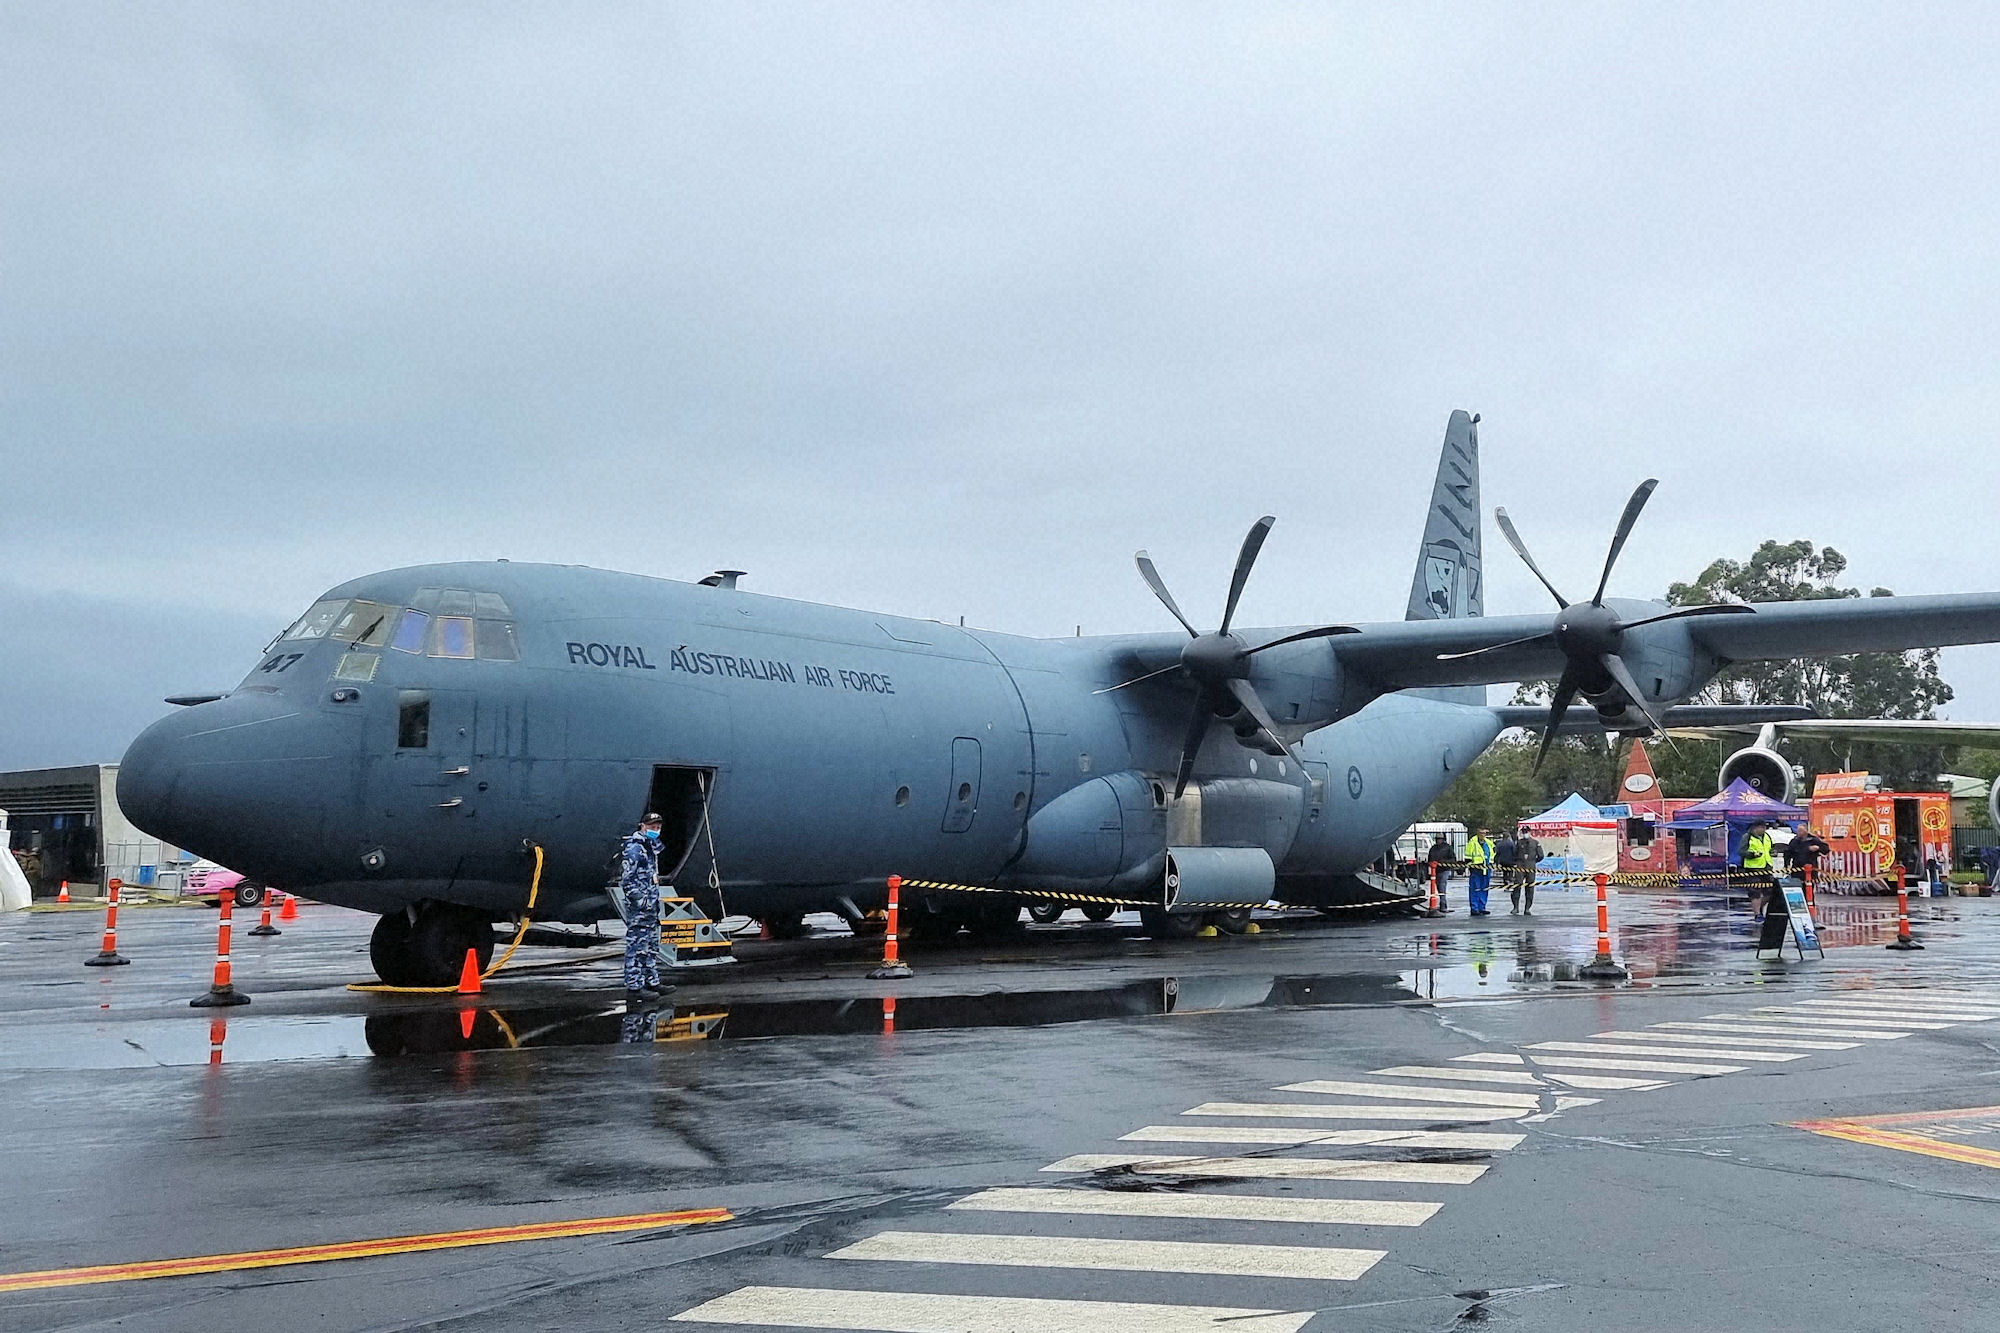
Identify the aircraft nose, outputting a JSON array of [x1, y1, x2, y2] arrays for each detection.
[[118, 694, 333, 869]]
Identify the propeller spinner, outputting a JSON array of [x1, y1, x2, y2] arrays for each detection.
[[1113, 517, 1358, 798], [1444, 479, 1753, 771]]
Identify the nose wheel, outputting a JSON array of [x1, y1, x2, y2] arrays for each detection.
[[370, 904, 495, 987]]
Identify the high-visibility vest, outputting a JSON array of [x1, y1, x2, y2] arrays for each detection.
[[1740, 831, 1773, 870], [1466, 837, 1495, 868]]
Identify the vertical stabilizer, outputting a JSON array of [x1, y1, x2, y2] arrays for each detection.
[[1405, 411, 1484, 703]]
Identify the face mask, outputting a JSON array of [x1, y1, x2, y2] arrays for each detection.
[[641, 828, 661, 841]]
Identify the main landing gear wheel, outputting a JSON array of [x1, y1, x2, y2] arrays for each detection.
[[1026, 901, 1067, 925], [760, 912, 810, 940], [966, 896, 1028, 940], [1140, 907, 1205, 940], [1211, 906, 1254, 935], [1081, 902, 1117, 922], [371, 905, 494, 986]]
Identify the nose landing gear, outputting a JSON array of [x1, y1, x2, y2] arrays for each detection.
[[370, 904, 496, 987]]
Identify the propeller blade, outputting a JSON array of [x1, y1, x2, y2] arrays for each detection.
[[1616, 602, 1756, 632], [1435, 631, 1555, 663], [1495, 508, 1569, 610], [1600, 653, 1682, 757], [1591, 478, 1660, 606], [1218, 516, 1276, 635], [1242, 624, 1360, 656], [1224, 677, 1299, 762], [1533, 672, 1581, 773], [1093, 662, 1184, 695], [1172, 693, 1213, 799], [1135, 551, 1200, 638]]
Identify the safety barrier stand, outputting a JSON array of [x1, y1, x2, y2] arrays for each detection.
[[247, 892, 281, 938], [1803, 865, 1816, 911], [1579, 872, 1629, 980], [868, 875, 915, 980], [189, 892, 252, 1007], [1885, 864, 1924, 951], [1421, 863, 1445, 918], [85, 878, 131, 967]]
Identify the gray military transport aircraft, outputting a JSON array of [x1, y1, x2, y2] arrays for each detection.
[[117, 413, 2000, 985]]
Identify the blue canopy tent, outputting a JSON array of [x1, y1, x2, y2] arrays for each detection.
[[1667, 778, 1809, 882]]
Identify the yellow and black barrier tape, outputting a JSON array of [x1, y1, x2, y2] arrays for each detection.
[[894, 877, 1422, 915]]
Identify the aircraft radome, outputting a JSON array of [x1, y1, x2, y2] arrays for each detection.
[[117, 413, 2000, 985]]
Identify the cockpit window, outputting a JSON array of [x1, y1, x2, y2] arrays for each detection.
[[435, 589, 478, 617], [389, 609, 431, 654], [429, 616, 476, 659], [281, 599, 348, 641], [475, 620, 519, 660], [330, 600, 397, 647], [474, 592, 512, 617]]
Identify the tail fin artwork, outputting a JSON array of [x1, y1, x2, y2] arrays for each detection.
[[1404, 410, 1484, 703]]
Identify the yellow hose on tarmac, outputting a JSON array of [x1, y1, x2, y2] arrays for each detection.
[[347, 843, 545, 994]]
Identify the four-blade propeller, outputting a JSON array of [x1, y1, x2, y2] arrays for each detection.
[[1444, 478, 1753, 770], [1111, 516, 1358, 798]]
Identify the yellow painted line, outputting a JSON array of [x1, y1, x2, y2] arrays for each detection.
[[1793, 1121, 2000, 1170], [0, 1206, 732, 1294]]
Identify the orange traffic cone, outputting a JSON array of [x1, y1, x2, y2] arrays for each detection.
[[457, 948, 483, 995], [277, 892, 299, 922], [57, 881, 70, 904]]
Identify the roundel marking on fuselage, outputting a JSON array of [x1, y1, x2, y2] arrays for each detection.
[[1347, 765, 1364, 800]]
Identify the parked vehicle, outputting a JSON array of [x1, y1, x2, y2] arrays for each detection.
[[182, 861, 267, 909]]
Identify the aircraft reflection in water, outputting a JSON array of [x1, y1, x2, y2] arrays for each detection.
[[118, 411, 2000, 985], [362, 972, 1418, 1057]]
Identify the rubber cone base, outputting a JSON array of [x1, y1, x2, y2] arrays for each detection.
[[85, 952, 130, 967], [191, 985, 251, 1007]]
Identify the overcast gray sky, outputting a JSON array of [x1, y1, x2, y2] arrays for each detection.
[[6, 4, 2000, 770]]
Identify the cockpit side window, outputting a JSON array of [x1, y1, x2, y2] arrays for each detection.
[[281, 599, 348, 641]]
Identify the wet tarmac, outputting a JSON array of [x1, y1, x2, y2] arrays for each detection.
[[4, 885, 1999, 1330]]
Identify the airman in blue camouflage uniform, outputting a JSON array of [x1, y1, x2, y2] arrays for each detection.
[[621, 813, 668, 1003]]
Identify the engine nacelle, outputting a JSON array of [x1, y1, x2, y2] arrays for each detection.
[[1718, 746, 1797, 804]]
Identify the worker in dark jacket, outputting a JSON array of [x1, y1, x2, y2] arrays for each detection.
[[1426, 833, 1455, 911], [619, 813, 673, 1005]]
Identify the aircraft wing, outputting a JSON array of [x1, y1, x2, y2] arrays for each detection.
[[1330, 591, 2000, 692], [1493, 704, 1816, 736], [1664, 718, 2000, 745]]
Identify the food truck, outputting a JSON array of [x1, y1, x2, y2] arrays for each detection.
[[1807, 771, 1952, 888]]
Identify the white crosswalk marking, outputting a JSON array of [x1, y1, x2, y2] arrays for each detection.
[[672, 1286, 1316, 1331], [1617, 1027, 1859, 1049], [1120, 1125, 1526, 1150], [1671, 1018, 1908, 1039], [1526, 1054, 1746, 1075], [1787, 999, 1998, 1020], [1184, 1101, 1528, 1122], [1527, 1041, 1805, 1063], [1754, 1009, 1953, 1028], [1453, 1053, 1528, 1064], [1275, 1079, 1543, 1108], [828, 1230, 1387, 1282], [1632, 1020, 1864, 1040], [1824, 991, 1991, 1007], [1041, 1154, 1489, 1185], [1370, 1065, 1544, 1085], [1542, 1072, 1670, 1091], [949, 1187, 1442, 1227]]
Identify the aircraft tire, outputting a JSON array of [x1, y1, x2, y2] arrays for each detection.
[[1026, 901, 1067, 925], [1140, 907, 1205, 941], [967, 897, 1028, 939], [1211, 907, 1254, 934], [404, 905, 495, 987], [761, 912, 810, 940], [1081, 902, 1117, 922], [369, 912, 420, 986]]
